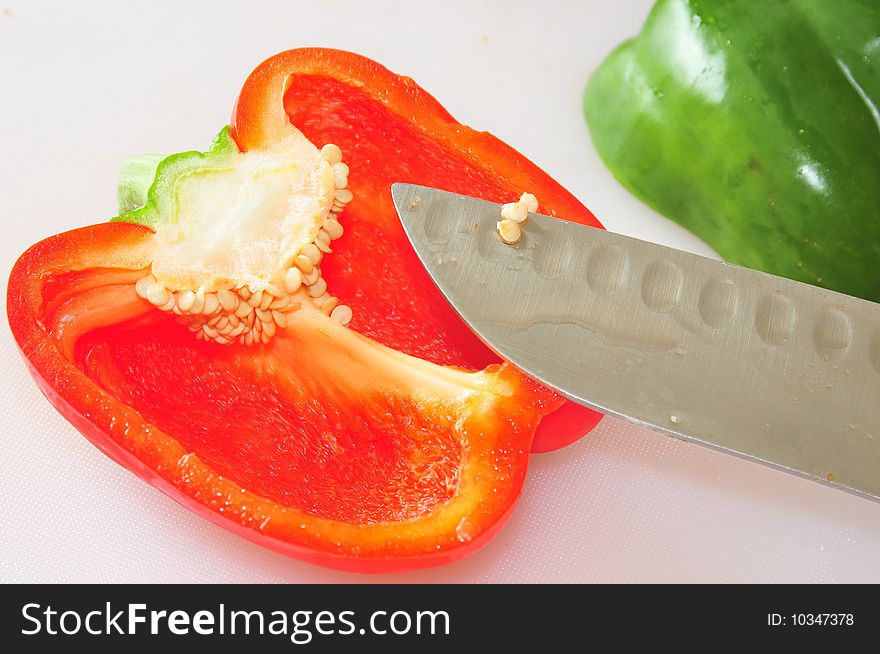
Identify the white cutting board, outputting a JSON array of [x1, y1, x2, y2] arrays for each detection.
[[2, 0, 878, 583]]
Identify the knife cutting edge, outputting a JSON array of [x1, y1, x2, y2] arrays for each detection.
[[391, 183, 880, 502]]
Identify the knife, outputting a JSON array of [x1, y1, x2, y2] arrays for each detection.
[[391, 183, 880, 502]]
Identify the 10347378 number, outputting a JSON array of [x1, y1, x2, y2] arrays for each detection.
[[767, 613, 854, 627]]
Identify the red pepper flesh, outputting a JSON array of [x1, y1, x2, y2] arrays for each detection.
[[8, 49, 605, 572], [232, 48, 605, 451]]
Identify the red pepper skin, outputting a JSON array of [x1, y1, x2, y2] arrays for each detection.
[[232, 48, 605, 452], [9, 224, 549, 572], [8, 50, 605, 572]]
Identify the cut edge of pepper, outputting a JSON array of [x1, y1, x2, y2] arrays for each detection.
[[8, 222, 546, 572]]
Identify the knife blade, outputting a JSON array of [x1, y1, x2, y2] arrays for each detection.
[[391, 183, 880, 502]]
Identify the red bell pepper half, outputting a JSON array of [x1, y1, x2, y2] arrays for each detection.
[[7, 49, 604, 572]]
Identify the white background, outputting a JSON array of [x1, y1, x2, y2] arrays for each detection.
[[2, 0, 879, 583]]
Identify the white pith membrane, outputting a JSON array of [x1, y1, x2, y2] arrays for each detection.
[[134, 134, 355, 345]]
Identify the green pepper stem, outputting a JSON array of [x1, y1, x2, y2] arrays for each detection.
[[117, 153, 166, 212]]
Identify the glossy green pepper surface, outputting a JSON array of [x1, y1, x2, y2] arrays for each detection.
[[585, 0, 880, 301]]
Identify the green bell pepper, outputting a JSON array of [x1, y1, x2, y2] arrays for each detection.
[[585, 0, 880, 301]]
